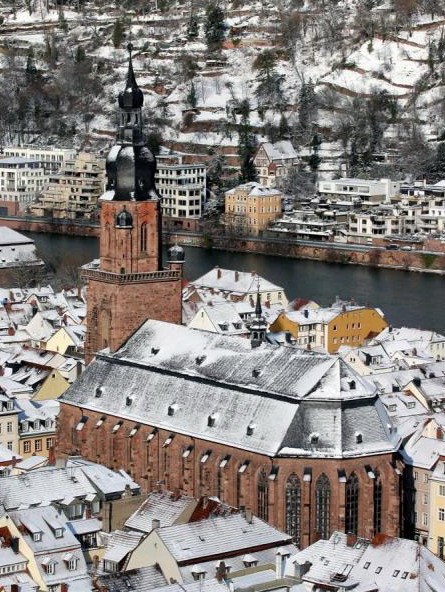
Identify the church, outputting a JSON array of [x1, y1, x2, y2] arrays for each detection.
[[57, 48, 403, 548]]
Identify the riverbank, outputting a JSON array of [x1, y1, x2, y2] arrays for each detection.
[[2, 216, 445, 275]]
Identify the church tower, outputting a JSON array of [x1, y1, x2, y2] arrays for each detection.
[[83, 45, 184, 362]]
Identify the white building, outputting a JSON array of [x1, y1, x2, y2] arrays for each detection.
[[0, 227, 42, 268], [319, 178, 400, 205], [2, 146, 76, 173], [0, 158, 48, 215], [156, 155, 206, 220]]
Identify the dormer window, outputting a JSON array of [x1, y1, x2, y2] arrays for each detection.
[[22, 421, 28, 432], [309, 432, 319, 445], [54, 528, 64, 539], [95, 387, 103, 398], [6, 400, 13, 411], [63, 553, 78, 571], [42, 557, 56, 575], [168, 403, 178, 416], [33, 420, 40, 430], [246, 422, 256, 436], [195, 355, 206, 365], [33, 531, 42, 542]]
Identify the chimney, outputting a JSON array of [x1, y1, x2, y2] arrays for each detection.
[[235, 271, 239, 282], [245, 509, 253, 524], [48, 445, 56, 466], [251, 270, 256, 277], [8, 326, 15, 336], [265, 300, 270, 308], [303, 309, 309, 318], [10, 537, 19, 554], [216, 560, 228, 582], [152, 518, 161, 530], [76, 361, 83, 378], [275, 548, 290, 579], [216, 266, 221, 279], [346, 532, 357, 547], [293, 560, 311, 580], [11, 456, 17, 468], [61, 584, 69, 592]]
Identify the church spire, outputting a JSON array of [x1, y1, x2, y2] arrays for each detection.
[[105, 43, 158, 202], [250, 277, 267, 348]]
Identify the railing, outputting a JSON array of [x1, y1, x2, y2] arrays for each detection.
[[81, 266, 181, 283]]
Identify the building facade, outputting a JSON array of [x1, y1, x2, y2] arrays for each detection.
[[225, 182, 282, 236], [156, 154, 206, 230], [253, 141, 299, 188], [31, 152, 105, 220], [2, 145, 76, 173], [0, 157, 47, 216]]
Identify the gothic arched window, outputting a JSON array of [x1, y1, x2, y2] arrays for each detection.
[[285, 473, 301, 544], [315, 473, 331, 540], [345, 473, 359, 535], [140, 222, 148, 252], [257, 469, 269, 521], [373, 471, 382, 535]]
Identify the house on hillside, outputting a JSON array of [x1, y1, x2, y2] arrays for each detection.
[[253, 141, 299, 188]]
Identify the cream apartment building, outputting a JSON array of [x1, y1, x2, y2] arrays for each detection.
[[225, 182, 282, 236]]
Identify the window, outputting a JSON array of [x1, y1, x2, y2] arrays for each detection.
[[373, 472, 382, 535], [257, 469, 269, 521], [7, 422, 12, 433], [46, 438, 53, 450], [393, 570, 400, 577], [67, 558, 78, 571], [422, 513, 428, 526], [423, 493, 428, 505], [414, 471, 418, 480], [439, 508, 445, 521], [285, 474, 301, 545], [345, 473, 359, 535], [424, 474, 429, 483], [7, 442, 12, 451], [140, 223, 147, 252], [24, 441, 31, 453], [35, 439, 42, 452], [438, 537, 444, 560], [315, 474, 331, 540], [440, 485, 445, 497]]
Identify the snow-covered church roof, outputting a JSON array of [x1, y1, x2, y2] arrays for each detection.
[[60, 320, 400, 458]]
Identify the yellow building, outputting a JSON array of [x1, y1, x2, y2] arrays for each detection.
[[224, 182, 282, 236], [428, 457, 445, 559], [270, 301, 388, 353]]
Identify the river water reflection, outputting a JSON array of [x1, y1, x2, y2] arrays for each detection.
[[25, 232, 445, 333]]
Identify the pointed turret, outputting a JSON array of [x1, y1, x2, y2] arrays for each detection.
[[250, 281, 267, 348]]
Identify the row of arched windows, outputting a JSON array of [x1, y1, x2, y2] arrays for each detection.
[[103, 222, 148, 253], [256, 471, 383, 545]]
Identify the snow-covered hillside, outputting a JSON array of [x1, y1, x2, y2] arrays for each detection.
[[1, 0, 445, 181]]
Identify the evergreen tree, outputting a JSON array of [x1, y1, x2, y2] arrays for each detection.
[[237, 99, 258, 183], [204, 3, 225, 50], [112, 19, 125, 48], [187, 15, 199, 39], [186, 81, 198, 108]]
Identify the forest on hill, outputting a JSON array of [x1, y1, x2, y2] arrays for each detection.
[[1, 0, 445, 190]]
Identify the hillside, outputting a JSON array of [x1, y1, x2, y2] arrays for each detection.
[[1, 0, 445, 185]]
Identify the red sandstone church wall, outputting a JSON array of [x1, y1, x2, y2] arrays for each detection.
[[84, 276, 182, 360], [58, 403, 401, 545]]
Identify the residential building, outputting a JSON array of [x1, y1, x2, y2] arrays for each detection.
[[269, 208, 346, 241], [224, 182, 282, 236], [16, 399, 58, 459], [2, 145, 76, 173], [429, 457, 445, 558], [187, 266, 288, 307], [156, 154, 206, 231], [0, 157, 48, 215], [31, 152, 105, 220], [125, 513, 297, 585], [253, 141, 299, 188], [285, 530, 445, 591], [0, 393, 19, 454], [269, 299, 388, 353], [318, 177, 400, 205], [0, 227, 43, 268]]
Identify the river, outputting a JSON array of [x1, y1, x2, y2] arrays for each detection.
[[24, 232, 445, 334]]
